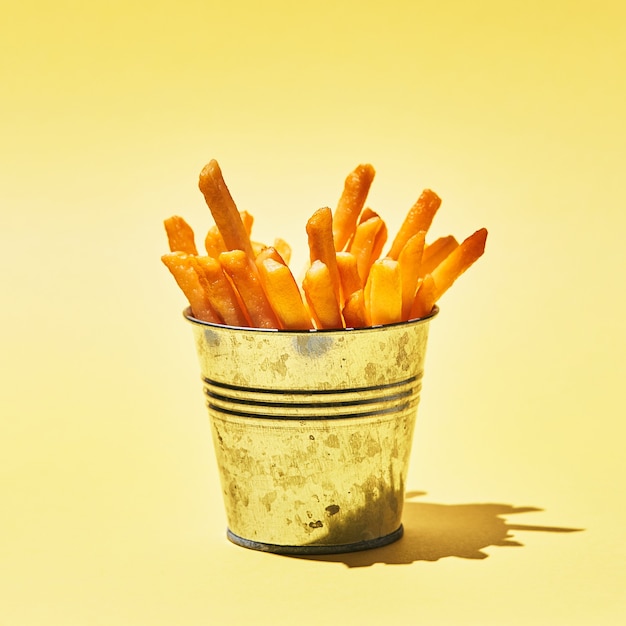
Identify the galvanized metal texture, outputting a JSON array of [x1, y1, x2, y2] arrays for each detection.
[[186, 308, 437, 554]]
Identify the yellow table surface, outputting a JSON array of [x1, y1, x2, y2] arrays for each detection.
[[2, 2, 625, 624]]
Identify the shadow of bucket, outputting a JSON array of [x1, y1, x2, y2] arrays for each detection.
[[185, 306, 438, 554]]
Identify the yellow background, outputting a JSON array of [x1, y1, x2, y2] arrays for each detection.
[[2, 1, 625, 624]]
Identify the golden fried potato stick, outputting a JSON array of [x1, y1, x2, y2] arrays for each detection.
[[258, 258, 313, 330], [349, 214, 387, 286], [333, 164, 376, 251], [335, 251, 362, 300], [219, 249, 280, 329], [386, 189, 442, 260], [409, 274, 436, 319], [358, 207, 377, 222], [419, 235, 459, 278], [369, 218, 388, 268], [192, 255, 250, 327], [161, 252, 220, 323], [431, 228, 487, 299], [336, 252, 370, 328], [364, 258, 403, 326], [240, 210, 254, 237], [398, 231, 426, 320], [342, 289, 369, 329], [302, 260, 344, 329], [358, 208, 388, 263], [272, 237, 292, 265], [255, 245, 287, 267], [412, 228, 488, 316], [198, 160, 255, 260], [206, 210, 254, 258], [204, 225, 227, 258], [306, 207, 342, 307], [251, 241, 269, 257], [164, 216, 198, 255]]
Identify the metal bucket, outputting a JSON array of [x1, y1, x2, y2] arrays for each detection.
[[185, 307, 437, 554]]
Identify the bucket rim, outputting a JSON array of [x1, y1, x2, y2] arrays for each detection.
[[183, 305, 438, 334]]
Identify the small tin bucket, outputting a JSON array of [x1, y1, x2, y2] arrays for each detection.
[[185, 307, 437, 554]]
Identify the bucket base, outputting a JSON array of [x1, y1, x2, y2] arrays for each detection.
[[226, 525, 404, 555]]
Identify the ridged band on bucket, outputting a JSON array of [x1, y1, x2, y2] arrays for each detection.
[[202, 374, 423, 421]]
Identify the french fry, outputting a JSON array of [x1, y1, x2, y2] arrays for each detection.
[[161, 252, 220, 323], [409, 274, 436, 319], [430, 228, 487, 299], [255, 245, 287, 267], [412, 228, 488, 315], [219, 250, 280, 329], [251, 240, 269, 257], [198, 160, 255, 260], [192, 255, 250, 327], [364, 258, 402, 326], [302, 260, 344, 329], [358, 207, 377, 222], [386, 189, 442, 260], [333, 164, 375, 251], [342, 289, 369, 328], [348, 214, 387, 286], [306, 207, 342, 307], [356, 207, 389, 272], [258, 258, 313, 330], [205, 210, 253, 258], [164, 216, 198, 255], [362, 210, 388, 268], [240, 210, 254, 237], [398, 231, 426, 320], [335, 252, 363, 300], [358, 208, 388, 253], [273, 237, 292, 265], [419, 235, 458, 278], [204, 224, 227, 258]]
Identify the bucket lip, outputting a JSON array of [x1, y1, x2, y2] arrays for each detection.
[[183, 305, 438, 334]]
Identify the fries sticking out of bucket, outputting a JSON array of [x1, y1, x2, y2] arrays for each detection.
[[198, 159, 255, 261], [333, 163, 376, 252], [163, 160, 487, 328]]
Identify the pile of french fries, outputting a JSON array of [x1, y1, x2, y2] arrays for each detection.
[[162, 160, 487, 330]]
